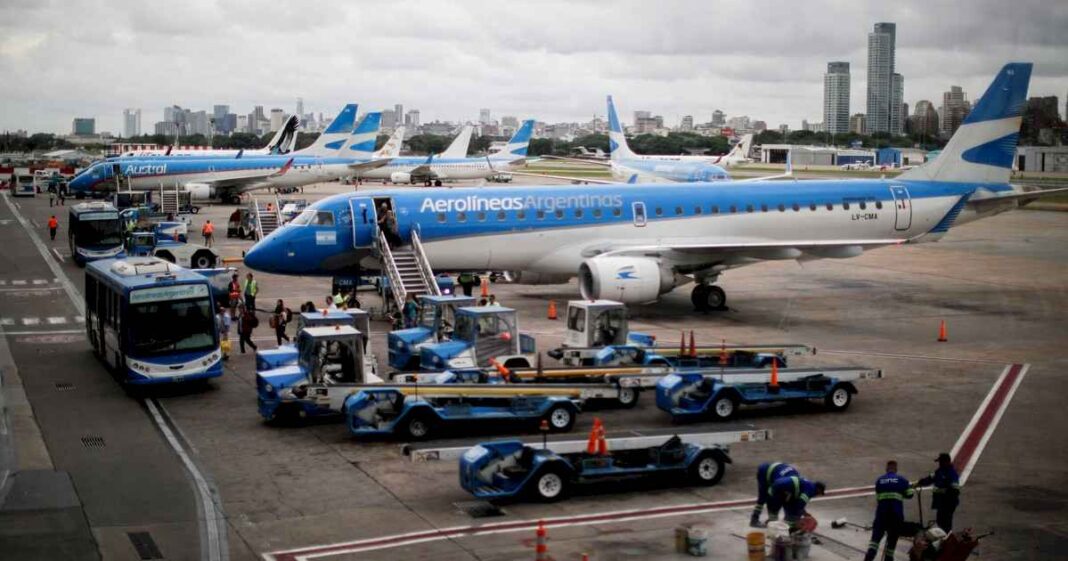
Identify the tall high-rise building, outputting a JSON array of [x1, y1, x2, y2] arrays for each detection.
[[405, 110, 420, 129], [269, 108, 286, 132], [381, 109, 396, 129], [72, 118, 95, 136], [633, 110, 651, 126], [711, 110, 725, 127], [823, 61, 850, 135], [394, 104, 403, 123], [123, 108, 141, 137], [890, 73, 904, 135], [500, 115, 518, 129], [212, 105, 230, 133], [866, 22, 897, 134], [849, 113, 867, 134], [479, 108, 491, 124], [941, 86, 970, 137], [296, 98, 304, 122], [680, 115, 694, 131]]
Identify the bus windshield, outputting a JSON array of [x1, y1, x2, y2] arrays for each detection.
[[74, 216, 123, 246], [127, 296, 215, 355]]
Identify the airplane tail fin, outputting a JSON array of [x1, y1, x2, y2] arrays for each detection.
[[374, 126, 405, 159], [346, 112, 382, 160], [733, 133, 753, 160], [492, 120, 534, 158], [295, 103, 359, 156], [266, 115, 300, 154], [898, 63, 1031, 184], [606, 95, 636, 161], [439, 125, 473, 158]]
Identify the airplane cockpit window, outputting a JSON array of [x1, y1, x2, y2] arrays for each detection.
[[312, 211, 335, 226], [292, 209, 316, 225]]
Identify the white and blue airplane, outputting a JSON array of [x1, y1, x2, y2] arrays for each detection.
[[355, 120, 534, 184], [243, 64, 1064, 311], [116, 114, 302, 158], [69, 109, 388, 204]]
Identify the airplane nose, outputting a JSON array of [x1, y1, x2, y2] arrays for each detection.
[[243, 238, 277, 273]]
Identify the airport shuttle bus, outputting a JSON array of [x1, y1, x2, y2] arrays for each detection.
[[85, 257, 223, 385], [69, 202, 125, 266], [12, 173, 36, 197]]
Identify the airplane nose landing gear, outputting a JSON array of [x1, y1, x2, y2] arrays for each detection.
[[691, 284, 727, 313]]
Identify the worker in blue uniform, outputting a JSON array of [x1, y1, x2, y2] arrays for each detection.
[[917, 452, 961, 532], [769, 475, 826, 528], [864, 460, 915, 561], [751, 461, 800, 527]]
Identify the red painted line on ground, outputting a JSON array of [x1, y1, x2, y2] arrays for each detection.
[[265, 364, 1028, 561], [952, 363, 1022, 475]]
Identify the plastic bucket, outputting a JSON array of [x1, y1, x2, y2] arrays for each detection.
[[747, 531, 766, 561], [686, 527, 709, 557]]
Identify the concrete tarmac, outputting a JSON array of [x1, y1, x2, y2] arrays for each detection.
[[2, 181, 1065, 560]]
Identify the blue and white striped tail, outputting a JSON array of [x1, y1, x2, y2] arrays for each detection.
[[347, 112, 382, 159]]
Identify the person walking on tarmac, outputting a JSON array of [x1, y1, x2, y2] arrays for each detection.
[[237, 303, 259, 354], [751, 461, 800, 527], [47, 215, 59, 241], [242, 272, 258, 310], [402, 293, 418, 328], [770, 475, 826, 528], [202, 220, 215, 248], [48, 188, 55, 207], [864, 460, 915, 561], [227, 273, 241, 315], [271, 299, 291, 346], [917, 452, 961, 532], [457, 271, 476, 296]]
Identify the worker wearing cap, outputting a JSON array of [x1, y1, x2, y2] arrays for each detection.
[[864, 460, 915, 561], [770, 475, 826, 528], [917, 452, 960, 532], [751, 461, 800, 527]]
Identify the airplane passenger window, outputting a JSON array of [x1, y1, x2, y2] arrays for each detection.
[[760, 204, 768, 212], [674, 206, 683, 215], [711, 205, 719, 214], [777, 204, 785, 212], [694, 206, 702, 215], [859, 201, 867, 210], [746, 205, 754, 213], [876, 201, 883, 209], [730, 205, 737, 213], [517, 210, 526, 220], [457, 212, 467, 222], [809, 203, 817, 211], [437, 213, 446, 223], [497, 211, 506, 220], [792, 203, 800, 211], [612, 208, 622, 217], [843, 202, 851, 210], [536, 210, 546, 219], [574, 209, 583, 218], [554, 209, 564, 219], [655, 207, 663, 216], [593, 208, 603, 218], [826, 203, 833, 210], [476, 212, 486, 221]]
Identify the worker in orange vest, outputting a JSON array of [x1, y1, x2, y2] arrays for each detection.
[[47, 215, 59, 241], [201, 220, 214, 248]]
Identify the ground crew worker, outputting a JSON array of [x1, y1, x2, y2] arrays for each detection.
[[47, 215, 58, 241], [917, 452, 960, 532], [202, 220, 215, 247], [227, 274, 241, 313], [770, 475, 826, 527], [242, 272, 258, 310], [864, 460, 915, 561], [332, 291, 344, 308], [751, 461, 800, 527], [457, 271, 475, 296]]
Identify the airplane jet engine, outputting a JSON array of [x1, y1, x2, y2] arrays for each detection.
[[578, 256, 675, 304]]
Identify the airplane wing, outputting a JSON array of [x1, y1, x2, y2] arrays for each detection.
[[540, 155, 612, 168], [970, 185, 1068, 209], [498, 169, 617, 185], [586, 239, 904, 259], [348, 158, 392, 172]]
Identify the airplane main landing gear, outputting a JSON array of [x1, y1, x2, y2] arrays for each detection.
[[691, 284, 727, 312]]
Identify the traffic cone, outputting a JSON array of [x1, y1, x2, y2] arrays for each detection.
[[679, 331, 686, 358], [688, 331, 697, 358], [586, 418, 602, 453], [581, 555, 589, 561], [596, 423, 608, 455], [535, 520, 548, 561], [480, 277, 489, 298], [770, 358, 779, 388], [938, 320, 948, 342], [719, 339, 728, 366], [547, 300, 558, 320]]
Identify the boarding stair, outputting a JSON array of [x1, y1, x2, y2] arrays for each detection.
[[159, 185, 181, 216], [378, 228, 440, 311], [252, 198, 282, 240]]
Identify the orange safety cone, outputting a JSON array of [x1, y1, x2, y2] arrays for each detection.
[[535, 520, 548, 561], [586, 418, 602, 453], [688, 330, 697, 358], [547, 300, 558, 320], [938, 320, 948, 342], [679, 331, 686, 358], [770, 358, 779, 388], [597, 425, 608, 455], [480, 277, 489, 298], [719, 338, 728, 366], [581, 555, 589, 561]]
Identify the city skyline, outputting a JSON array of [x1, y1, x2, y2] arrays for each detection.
[[1, 1, 1064, 135]]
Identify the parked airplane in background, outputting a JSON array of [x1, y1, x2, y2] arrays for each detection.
[[713, 134, 754, 167], [117, 115, 300, 158], [355, 120, 534, 184], [69, 111, 388, 203], [245, 64, 1065, 312], [374, 126, 406, 159]]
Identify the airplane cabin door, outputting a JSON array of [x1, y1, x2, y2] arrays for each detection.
[[632, 202, 647, 227], [889, 185, 912, 231], [349, 197, 376, 248]]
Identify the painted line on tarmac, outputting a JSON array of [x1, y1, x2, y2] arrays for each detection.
[[950, 363, 1028, 484], [265, 363, 1029, 560], [2, 329, 84, 336], [1, 192, 228, 561], [51, 247, 66, 263], [819, 348, 1006, 365]]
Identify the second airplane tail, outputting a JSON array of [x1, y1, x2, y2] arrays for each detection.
[[346, 112, 383, 160], [606, 95, 637, 161], [296, 103, 359, 157], [491, 120, 534, 159]]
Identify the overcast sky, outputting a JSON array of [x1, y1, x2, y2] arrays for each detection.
[[2, 0, 1065, 135]]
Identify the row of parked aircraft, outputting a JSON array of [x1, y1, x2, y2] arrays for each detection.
[[243, 63, 1068, 311], [68, 105, 535, 203]]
